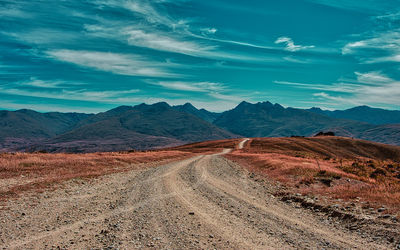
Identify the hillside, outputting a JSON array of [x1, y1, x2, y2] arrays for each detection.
[[0, 109, 91, 138], [0, 109, 92, 150], [25, 102, 237, 152], [213, 101, 400, 146], [240, 136, 400, 160], [358, 124, 400, 146], [225, 136, 400, 219], [308, 106, 400, 125], [213, 101, 368, 137]]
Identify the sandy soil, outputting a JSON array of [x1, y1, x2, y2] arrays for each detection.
[[0, 140, 395, 249]]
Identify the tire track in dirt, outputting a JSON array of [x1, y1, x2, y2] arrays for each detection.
[[193, 155, 385, 249], [163, 156, 285, 249], [2, 157, 202, 249]]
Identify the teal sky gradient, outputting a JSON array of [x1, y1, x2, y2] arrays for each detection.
[[1, 0, 400, 112]]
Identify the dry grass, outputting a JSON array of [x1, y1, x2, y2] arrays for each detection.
[[243, 136, 400, 160], [0, 150, 192, 202], [0, 139, 241, 203], [3, 136, 400, 214], [168, 139, 242, 153], [227, 137, 400, 214]]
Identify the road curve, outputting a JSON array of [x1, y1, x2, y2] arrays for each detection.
[[0, 139, 388, 249], [237, 138, 250, 149]]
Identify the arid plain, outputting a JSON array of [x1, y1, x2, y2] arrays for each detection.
[[1, 137, 399, 249]]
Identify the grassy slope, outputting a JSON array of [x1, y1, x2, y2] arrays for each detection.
[[225, 137, 400, 214], [0, 150, 193, 202]]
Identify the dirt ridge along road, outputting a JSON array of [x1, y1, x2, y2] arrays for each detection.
[[0, 138, 390, 249]]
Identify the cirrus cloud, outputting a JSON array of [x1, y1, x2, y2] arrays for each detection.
[[46, 49, 178, 78], [275, 37, 315, 52]]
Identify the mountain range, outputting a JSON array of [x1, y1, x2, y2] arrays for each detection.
[[1, 101, 399, 152], [307, 106, 400, 125]]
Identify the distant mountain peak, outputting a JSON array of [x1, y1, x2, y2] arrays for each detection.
[[273, 103, 284, 109], [107, 105, 133, 114], [236, 101, 251, 108], [16, 109, 38, 114], [180, 103, 198, 112], [153, 102, 170, 108], [239, 101, 251, 105], [351, 105, 372, 110], [171, 103, 221, 123], [183, 102, 196, 108], [134, 103, 147, 109], [134, 102, 171, 111], [260, 101, 273, 105], [255, 101, 282, 110]]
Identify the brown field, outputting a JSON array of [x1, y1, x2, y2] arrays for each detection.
[[1, 138, 399, 249], [0, 150, 193, 203], [226, 137, 400, 215], [0, 139, 242, 204], [2, 136, 400, 215], [167, 138, 243, 153]]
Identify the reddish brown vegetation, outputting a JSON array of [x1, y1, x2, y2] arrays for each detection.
[[226, 137, 400, 214], [168, 139, 242, 153], [241, 136, 400, 160], [0, 150, 192, 202], [3, 136, 400, 215]]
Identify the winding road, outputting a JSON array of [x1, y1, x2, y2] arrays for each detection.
[[0, 139, 388, 249]]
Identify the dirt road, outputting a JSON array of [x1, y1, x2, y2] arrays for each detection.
[[237, 138, 249, 149], [0, 139, 391, 249]]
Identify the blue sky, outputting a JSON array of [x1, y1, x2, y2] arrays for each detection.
[[1, 0, 400, 112]]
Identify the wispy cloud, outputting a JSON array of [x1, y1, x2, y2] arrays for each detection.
[[305, 0, 395, 13], [3, 28, 80, 46], [93, 0, 187, 29], [275, 37, 315, 52], [312, 92, 362, 106], [84, 22, 275, 62], [46, 49, 178, 78], [342, 30, 400, 63], [124, 29, 216, 56], [15, 77, 85, 89], [274, 80, 362, 93], [0, 6, 31, 18], [81, 2, 292, 63], [1, 84, 249, 112], [375, 11, 400, 21], [354, 71, 393, 84], [152, 81, 226, 92], [0, 100, 105, 113], [277, 71, 400, 107], [0, 83, 140, 103], [200, 27, 218, 34], [207, 92, 246, 103], [2, 77, 250, 112], [192, 34, 276, 50]]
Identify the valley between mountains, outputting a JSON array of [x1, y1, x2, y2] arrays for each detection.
[[1, 138, 399, 249]]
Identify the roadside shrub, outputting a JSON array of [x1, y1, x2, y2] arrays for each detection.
[[370, 168, 387, 178]]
